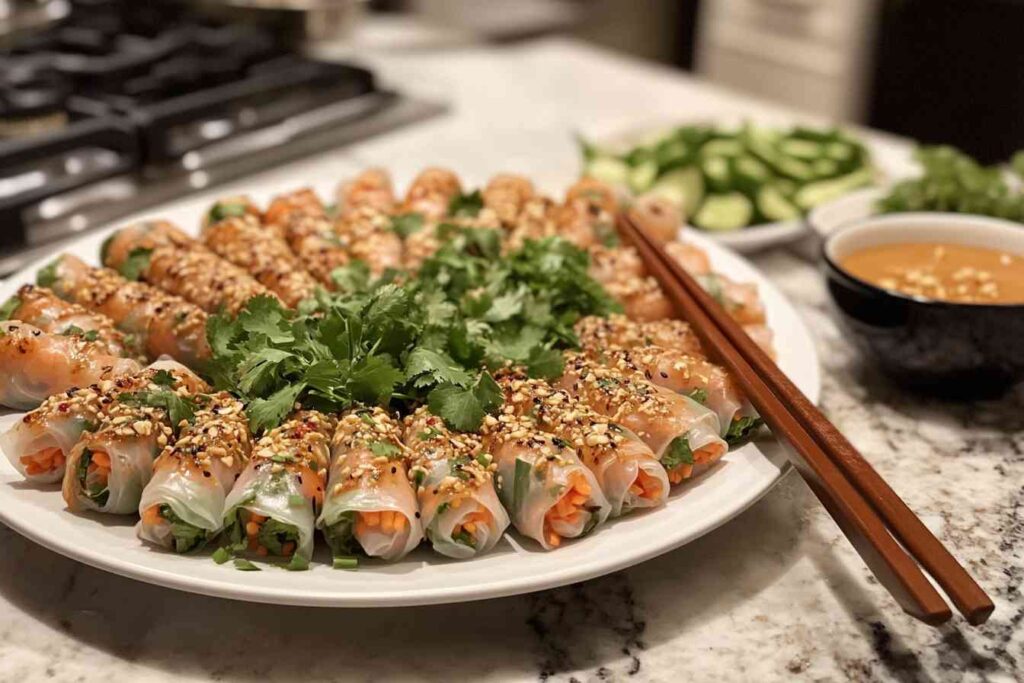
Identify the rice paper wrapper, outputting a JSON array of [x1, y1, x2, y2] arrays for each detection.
[[137, 459, 236, 548], [418, 459, 510, 559], [63, 434, 158, 514], [493, 446, 610, 551], [1, 413, 88, 484], [223, 462, 317, 562]]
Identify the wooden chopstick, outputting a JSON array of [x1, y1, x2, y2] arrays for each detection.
[[619, 213, 991, 625]]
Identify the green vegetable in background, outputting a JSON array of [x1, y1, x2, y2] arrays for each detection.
[[878, 146, 1024, 223], [579, 123, 873, 231]]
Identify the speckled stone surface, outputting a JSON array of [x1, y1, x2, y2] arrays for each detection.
[[0, 38, 1021, 683]]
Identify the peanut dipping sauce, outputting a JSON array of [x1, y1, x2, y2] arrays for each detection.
[[840, 242, 1024, 304]]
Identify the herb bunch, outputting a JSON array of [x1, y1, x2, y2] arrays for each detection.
[[879, 146, 1024, 222], [205, 227, 619, 434]]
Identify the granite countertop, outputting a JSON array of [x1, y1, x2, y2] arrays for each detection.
[[2, 38, 1021, 682]]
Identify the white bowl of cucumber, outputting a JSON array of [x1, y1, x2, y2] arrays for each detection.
[[580, 123, 878, 253]]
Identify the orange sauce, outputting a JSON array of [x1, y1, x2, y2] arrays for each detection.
[[840, 242, 1024, 304]]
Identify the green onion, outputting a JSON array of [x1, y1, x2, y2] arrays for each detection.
[[285, 554, 309, 571], [211, 547, 232, 564], [333, 556, 359, 570], [233, 558, 261, 571]]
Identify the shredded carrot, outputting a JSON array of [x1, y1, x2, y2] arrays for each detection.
[[281, 542, 295, 556], [142, 505, 163, 526], [256, 545, 268, 557], [542, 472, 594, 548], [91, 451, 111, 468], [635, 469, 663, 499], [21, 447, 65, 475]]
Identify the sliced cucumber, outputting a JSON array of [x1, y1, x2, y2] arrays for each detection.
[[812, 158, 839, 178], [701, 139, 744, 158], [778, 138, 823, 161], [693, 193, 753, 232], [793, 167, 874, 210], [772, 155, 815, 181], [775, 178, 798, 197], [625, 146, 655, 167], [584, 157, 630, 186], [647, 167, 705, 218], [701, 156, 732, 192], [757, 185, 802, 222], [792, 126, 840, 143], [629, 160, 659, 193], [824, 141, 856, 163], [743, 131, 813, 180], [732, 155, 770, 194], [655, 139, 691, 171]]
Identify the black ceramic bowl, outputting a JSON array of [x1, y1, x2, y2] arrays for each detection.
[[822, 213, 1024, 398]]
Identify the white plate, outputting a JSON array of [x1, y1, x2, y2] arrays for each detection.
[[0, 191, 820, 607], [807, 186, 884, 241]]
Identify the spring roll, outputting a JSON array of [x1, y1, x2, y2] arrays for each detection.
[[202, 215, 319, 307], [1, 361, 204, 484], [62, 365, 211, 514], [38, 254, 211, 367], [337, 168, 396, 215], [574, 314, 705, 360], [482, 173, 535, 228], [318, 408, 423, 562], [101, 220, 273, 315], [402, 167, 462, 220], [2, 284, 138, 359], [137, 392, 252, 552], [481, 411, 610, 549], [0, 320, 142, 410], [584, 345, 760, 442], [697, 272, 767, 326], [262, 187, 327, 234], [497, 371, 668, 516], [558, 353, 727, 485], [221, 411, 335, 566], [202, 195, 261, 229], [602, 275, 675, 322], [333, 206, 404, 276], [402, 407, 510, 558]]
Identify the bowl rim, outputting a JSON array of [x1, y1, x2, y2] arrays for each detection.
[[821, 211, 1024, 311]]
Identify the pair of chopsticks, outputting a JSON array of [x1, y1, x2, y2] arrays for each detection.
[[617, 213, 994, 626]]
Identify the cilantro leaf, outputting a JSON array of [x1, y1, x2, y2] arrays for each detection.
[[237, 295, 293, 344], [207, 201, 249, 224], [117, 389, 198, 433], [525, 346, 564, 380], [368, 440, 402, 459], [247, 383, 305, 434], [151, 369, 176, 387], [405, 347, 473, 388], [427, 372, 502, 432], [686, 388, 709, 405], [725, 416, 763, 446], [36, 260, 59, 288], [390, 212, 425, 238], [349, 355, 403, 405], [0, 296, 20, 321], [661, 435, 694, 471], [448, 189, 483, 217], [118, 247, 153, 281]]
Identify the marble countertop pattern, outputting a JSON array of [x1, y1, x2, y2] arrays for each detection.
[[1, 38, 1021, 682]]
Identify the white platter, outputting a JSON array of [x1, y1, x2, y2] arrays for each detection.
[[0, 188, 820, 607]]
